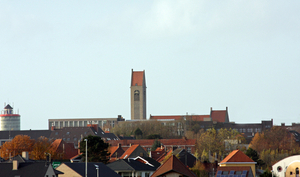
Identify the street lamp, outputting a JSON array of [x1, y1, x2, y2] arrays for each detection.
[[84, 139, 88, 177], [95, 164, 99, 177]]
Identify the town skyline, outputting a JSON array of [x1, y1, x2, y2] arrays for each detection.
[[0, 1, 299, 130]]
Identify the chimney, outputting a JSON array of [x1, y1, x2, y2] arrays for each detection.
[[13, 160, 19, 170], [51, 126, 55, 131], [22, 151, 29, 160], [118, 143, 121, 148], [129, 143, 132, 147], [78, 140, 81, 154], [87, 124, 98, 132], [281, 123, 285, 126]]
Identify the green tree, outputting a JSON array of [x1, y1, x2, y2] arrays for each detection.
[[151, 139, 161, 151], [79, 135, 110, 163], [259, 169, 272, 177], [147, 134, 162, 139], [134, 127, 143, 139], [246, 148, 259, 162]]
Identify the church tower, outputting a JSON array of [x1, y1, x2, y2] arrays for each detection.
[[131, 69, 146, 120]]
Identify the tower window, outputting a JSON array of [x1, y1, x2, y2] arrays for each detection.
[[134, 90, 140, 101]]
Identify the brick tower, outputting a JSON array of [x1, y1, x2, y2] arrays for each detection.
[[130, 69, 146, 120]]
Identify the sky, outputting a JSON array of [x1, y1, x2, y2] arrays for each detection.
[[0, 1, 299, 130]]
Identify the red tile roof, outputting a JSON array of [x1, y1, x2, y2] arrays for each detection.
[[108, 139, 196, 147], [109, 146, 119, 157], [151, 155, 197, 177], [150, 115, 210, 121], [210, 109, 228, 122], [49, 139, 78, 159], [155, 147, 165, 151], [151, 150, 166, 161], [220, 150, 254, 163], [131, 71, 144, 86], [120, 144, 140, 159]]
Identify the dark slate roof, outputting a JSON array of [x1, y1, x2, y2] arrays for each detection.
[[49, 126, 119, 144], [3, 155, 35, 163], [4, 104, 13, 109], [151, 155, 197, 177], [63, 162, 120, 177], [0, 162, 54, 177], [0, 130, 51, 140], [172, 148, 197, 168], [102, 133, 119, 141], [107, 159, 157, 171]]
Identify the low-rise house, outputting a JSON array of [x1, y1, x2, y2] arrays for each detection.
[[109, 143, 125, 162], [56, 162, 120, 177], [108, 138, 196, 154], [218, 150, 256, 177], [172, 148, 197, 168], [120, 144, 148, 159], [0, 160, 60, 177], [151, 155, 197, 177], [150, 146, 166, 161], [49, 139, 78, 160], [272, 155, 300, 177], [134, 156, 161, 169], [107, 159, 157, 177]]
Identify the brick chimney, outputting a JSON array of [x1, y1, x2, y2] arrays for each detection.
[[87, 124, 98, 132]]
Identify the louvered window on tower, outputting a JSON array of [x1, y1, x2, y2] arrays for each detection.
[[134, 90, 140, 101]]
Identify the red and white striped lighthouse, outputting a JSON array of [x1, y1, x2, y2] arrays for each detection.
[[0, 104, 20, 131]]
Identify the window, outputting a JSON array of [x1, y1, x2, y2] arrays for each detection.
[[134, 90, 140, 101], [187, 147, 192, 153], [84, 121, 87, 126], [69, 121, 73, 127], [66, 132, 70, 135], [59, 121, 63, 128], [277, 166, 282, 172], [65, 121, 68, 127], [67, 138, 70, 141], [79, 121, 83, 127], [74, 137, 77, 141]]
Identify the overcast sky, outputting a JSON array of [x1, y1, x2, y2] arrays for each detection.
[[1, 1, 299, 130]]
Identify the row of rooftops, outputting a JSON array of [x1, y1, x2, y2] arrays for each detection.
[[149, 107, 229, 123]]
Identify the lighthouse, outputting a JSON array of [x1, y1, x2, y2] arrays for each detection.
[[0, 104, 20, 131]]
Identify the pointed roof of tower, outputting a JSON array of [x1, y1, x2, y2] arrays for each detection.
[[4, 104, 13, 109], [131, 70, 145, 86]]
